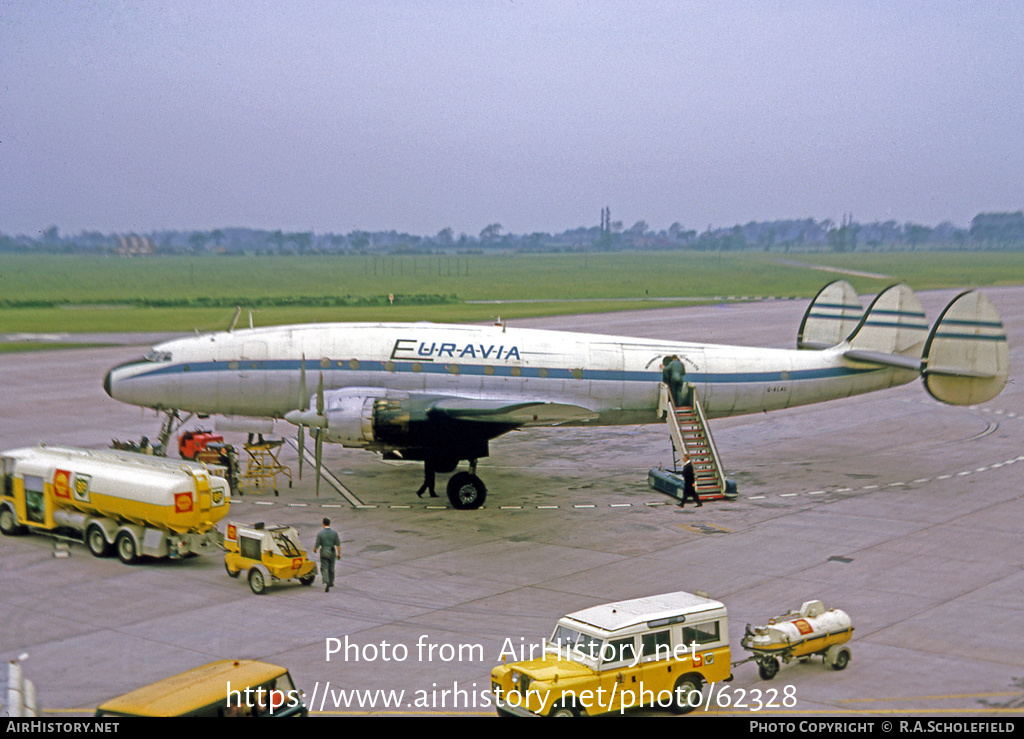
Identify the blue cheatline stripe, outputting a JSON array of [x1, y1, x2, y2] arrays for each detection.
[[861, 320, 929, 330], [933, 332, 1007, 342], [123, 358, 884, 387], [938, 318, 1005, 329], [868, 308, 927, 318], [812, 302, 863, 310]]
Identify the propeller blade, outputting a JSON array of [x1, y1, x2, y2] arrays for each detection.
[[314, 428, 323, 497], [316, 372, 324, 416], [297, 425, 305, 480]]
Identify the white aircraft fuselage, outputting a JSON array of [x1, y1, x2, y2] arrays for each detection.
[[105, 321, 914, 424], [102, 283, 1009, 508]]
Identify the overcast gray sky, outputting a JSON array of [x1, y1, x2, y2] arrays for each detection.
[[2, 1, 1023, 237]]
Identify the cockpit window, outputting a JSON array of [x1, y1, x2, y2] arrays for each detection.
[[144, 350, 172, 362]]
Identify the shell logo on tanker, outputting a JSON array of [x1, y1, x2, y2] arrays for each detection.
[[53, 469, 71, 499], [794, 619, 813, 636], [174, 492, 194, 513]]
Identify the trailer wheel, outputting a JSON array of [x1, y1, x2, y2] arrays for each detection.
[[0, 506, 25, 536], [827, 645, 850, 671], [758, 657, 780, 680], [248, 568, 267, 595], [86, 525, 111, 557], [299, 574, 315, 586], [115, 531, 139, 564], [224, 560, 241, 578]]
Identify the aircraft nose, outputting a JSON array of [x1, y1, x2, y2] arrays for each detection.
[[103, 369, 113, 398]]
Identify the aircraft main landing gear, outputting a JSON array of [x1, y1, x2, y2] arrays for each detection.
[[446, 471, 487, 510]]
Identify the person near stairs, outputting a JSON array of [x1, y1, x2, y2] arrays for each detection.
[[678, 454, 703, 508]]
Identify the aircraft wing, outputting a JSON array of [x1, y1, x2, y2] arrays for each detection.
[[430, 397, 599, 426]]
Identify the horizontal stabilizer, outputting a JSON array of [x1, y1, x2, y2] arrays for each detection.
[[798, 280, 864, 349], [842, 349, 921, 371], [432, 398, 599, 426], [921, 291, 1009, 405], [844, 283, 928, 357]]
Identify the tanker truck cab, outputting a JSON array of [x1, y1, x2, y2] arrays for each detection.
[[0, 445, 230, 563], [490, 590, 731, 717]]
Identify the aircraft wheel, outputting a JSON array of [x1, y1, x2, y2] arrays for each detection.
[[447, 472, 487, 510], [0, 507, 25, 536], [115, 531, 139, 565], [248, 568, 267, 595], [669, 676, 702, 715], [86, 525, 112, 557], [758, 657, 780, 681]]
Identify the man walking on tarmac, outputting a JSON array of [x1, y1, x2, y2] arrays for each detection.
[[314, 517, 342, 592]]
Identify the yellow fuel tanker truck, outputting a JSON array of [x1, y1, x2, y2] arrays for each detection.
[[0, 444, 230, 564]]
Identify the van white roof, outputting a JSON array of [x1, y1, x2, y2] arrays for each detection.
[[563, 591, 726, 634]]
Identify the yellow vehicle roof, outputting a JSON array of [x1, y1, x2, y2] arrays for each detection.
[[96, 660, 288, 717]]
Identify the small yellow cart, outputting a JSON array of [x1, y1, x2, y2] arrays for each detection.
[[223, 521, 316, 594]]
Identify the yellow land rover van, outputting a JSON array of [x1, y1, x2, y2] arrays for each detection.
[[95, 660, 308, 717], [491, 590, 731, 717]]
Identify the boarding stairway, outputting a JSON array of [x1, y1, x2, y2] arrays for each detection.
[[657, 382, 729, 499]]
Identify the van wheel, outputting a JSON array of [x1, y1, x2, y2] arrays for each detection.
[[669, 676, 701, 714], [758, 657, 780, 680], [0, 507, 25, 536], [86, 525, 111, 557], [115, 531, 139, 564], [248, 568, 267, 595]]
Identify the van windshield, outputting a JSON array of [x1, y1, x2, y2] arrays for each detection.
[[549, 624, 603, 662]]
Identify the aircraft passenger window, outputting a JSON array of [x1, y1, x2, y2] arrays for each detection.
[[448, 364, 459, 375], [349, 359, 360, 370], [320, 358, 330, 369], [228, 361, 239, 370], [572, 368, 583, 379], [538, 368, 549, 378], [484, 366, 495, 375], [510, 367, 521, 377], [385, 361, 396, 372], [412, 362, 423, 373]]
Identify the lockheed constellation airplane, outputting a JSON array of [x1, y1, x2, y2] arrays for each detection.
[[103, 281, 1009, 509]]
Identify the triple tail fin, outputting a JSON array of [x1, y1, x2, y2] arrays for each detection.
[[921, 291, 1009, 405], [841, 284, 929, 370], [797, 280, 864, 349]]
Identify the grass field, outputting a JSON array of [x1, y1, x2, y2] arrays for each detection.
[[1, 251, 1021, 334]]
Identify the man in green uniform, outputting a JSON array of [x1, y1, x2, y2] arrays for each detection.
[[313, 517, 342, 592]]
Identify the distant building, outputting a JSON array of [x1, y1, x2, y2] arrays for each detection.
[[114, 234, 156, 256]]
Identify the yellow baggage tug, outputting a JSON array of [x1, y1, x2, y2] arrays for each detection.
[[740, 599, 853, 680], [223, 521, 317, 594], [491, 590, 731, 716]]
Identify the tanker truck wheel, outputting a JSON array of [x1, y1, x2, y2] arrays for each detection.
[[757, 657, 780, 680], [115, 531, 140, 565], [86, 525, 112, 557]]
